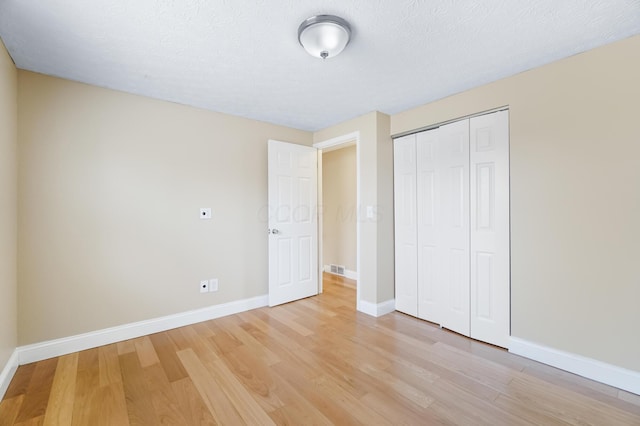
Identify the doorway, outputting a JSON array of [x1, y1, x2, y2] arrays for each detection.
[[321, 144, 357, 280], [314, 132, 360, 305]]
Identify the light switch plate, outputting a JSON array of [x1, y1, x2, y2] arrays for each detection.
[[366, 205, 374, 219], [209, 278, 219, 292]]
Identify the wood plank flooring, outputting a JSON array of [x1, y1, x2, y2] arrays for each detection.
[[2, 273, 639, 425]]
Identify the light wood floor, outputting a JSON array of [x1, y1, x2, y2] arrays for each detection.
[[2, 274, 639, 425]]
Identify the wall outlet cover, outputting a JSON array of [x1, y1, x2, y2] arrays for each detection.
[[200, 208, 212, 219], [200, 280, 209, 293]]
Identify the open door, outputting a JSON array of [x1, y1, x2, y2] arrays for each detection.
[[268, 140, 318, 306]]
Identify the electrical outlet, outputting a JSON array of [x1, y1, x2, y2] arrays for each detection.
[[200, 208, 212, 219], [209, 278, 219, 292], [199, 280, 209, 293]]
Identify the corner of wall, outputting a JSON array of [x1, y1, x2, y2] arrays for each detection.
[[374, 112, 395, 304], [0, 36, 19, 399]]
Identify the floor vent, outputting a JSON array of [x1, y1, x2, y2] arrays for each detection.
[[330, 264, 346, 276]]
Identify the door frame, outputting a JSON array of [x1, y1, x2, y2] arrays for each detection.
[[313, 131, 361, 306]]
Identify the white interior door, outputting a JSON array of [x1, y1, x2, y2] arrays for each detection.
[[393, 134, 418, 316], [439, 119, 471, 337], [470, 110, 510, 348], [416, 128, 442, 323], [268, 140, 318, 307]]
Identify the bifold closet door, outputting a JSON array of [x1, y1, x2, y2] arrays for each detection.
[[393, 134, 418, 316], [470, 110, 510, 348], [394, 110, 510, 348], [438, 120, 471, 337], [416, 129, 441, 324]]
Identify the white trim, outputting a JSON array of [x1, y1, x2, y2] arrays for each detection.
[[317, 151, 324, 295], [355, 135, 361, 321], [358, 299, 396, 317], [344, 269, 359, 281], [17, 295, 268, 365], [313, 131, 359, 151], [510, 337, 640, 395], [0, 349, 19, 400]]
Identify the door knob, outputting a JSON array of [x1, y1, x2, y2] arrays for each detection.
[[271, 229, 280, 235]]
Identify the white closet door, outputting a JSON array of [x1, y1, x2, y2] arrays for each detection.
[[439, 119, 471, 337], [470, 110, 510, 348], [394, 134, 418, 316], [416, 129, 442, 323]]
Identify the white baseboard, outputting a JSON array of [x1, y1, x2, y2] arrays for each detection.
[[358, 299, 396, 317], [0, 349, 19, 400], [17, 294, 268, 365], [510, 337, 640, 395], [323, 265, 358, 280], [344, 269, 358, 280]]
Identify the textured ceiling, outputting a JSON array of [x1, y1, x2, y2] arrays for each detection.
[[1, 0, 639, 131]]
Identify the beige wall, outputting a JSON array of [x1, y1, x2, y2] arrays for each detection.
[[10, 31, 639, 377], [0, 39, 18, 370], [18, 71, 312, 345], [322, 145, 357, 272], [314, 112, 394, 306], [392, 35, 640, 372], [375, 113, 394, 303]]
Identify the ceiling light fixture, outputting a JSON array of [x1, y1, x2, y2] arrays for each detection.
[[298, 15, 351, 59]]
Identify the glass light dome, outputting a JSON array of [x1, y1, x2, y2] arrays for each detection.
[[298, 15, 352, 59]]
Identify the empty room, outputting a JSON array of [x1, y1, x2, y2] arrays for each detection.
[[1, 1, 639, 424]]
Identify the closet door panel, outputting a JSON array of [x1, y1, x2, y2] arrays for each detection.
[[394, 134, 418, 316], [470, 110, 510, 348], [439, 119, 470, 337], [417, 129, 441, 323]]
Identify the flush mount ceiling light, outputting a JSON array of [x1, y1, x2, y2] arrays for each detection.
[[298, 15, 351, 59]]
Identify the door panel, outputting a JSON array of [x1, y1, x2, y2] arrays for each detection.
[[268, 140, 318, 307], [475, 251, 494, 319], [417, 129, 441, 323], [470, 110, 510, 348], [393, 134, 418, 316], [439, 119, 470, 337]]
